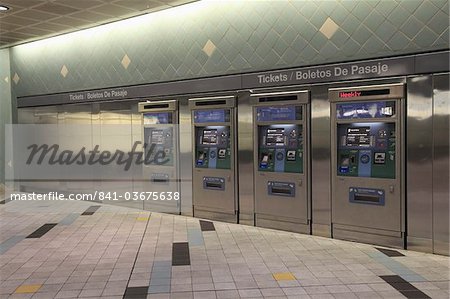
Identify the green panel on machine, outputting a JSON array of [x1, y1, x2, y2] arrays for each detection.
[[337, 122, 396, 179], [258, 124, 303, 174]]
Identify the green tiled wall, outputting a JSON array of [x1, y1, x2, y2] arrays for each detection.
[[0, 48, 12, 184], [9, 0, 450, 97]]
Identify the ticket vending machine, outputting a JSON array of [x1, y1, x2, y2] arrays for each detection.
[[138, 100, 180, 214], [189, 96, 237, 223], [252, 91, 310, 233], [329, 83, 405, 248]]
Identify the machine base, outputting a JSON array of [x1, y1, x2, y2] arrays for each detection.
[[256, 216, 310, 234], [312, 223, 331, 238], [239, 212, 255, 226], [333, 224, 404, 249], [407, 236, 433, 254], [193, 208, 238, 224], [433, 240, 450, 256]]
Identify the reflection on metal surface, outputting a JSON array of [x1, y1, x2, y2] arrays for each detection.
[[406, 76, 433, 253], [432, 73, 450, 256], [237, 91, 255, 225], [311, 84, 331, 237]]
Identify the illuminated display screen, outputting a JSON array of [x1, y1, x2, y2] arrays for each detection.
[[346, 127, 371, 147], [256, 106, 302, 121], [202, 129, 218, 145], [336, 101, 395, 119], [150, 130, 165, 145], [338, 89, 390, 98], [194, 109, 230, 123], [143, 112, 171, 124], [265, 128, 286, 146]]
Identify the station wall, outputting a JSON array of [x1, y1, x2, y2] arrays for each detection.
[[8, 0, 449, 98]]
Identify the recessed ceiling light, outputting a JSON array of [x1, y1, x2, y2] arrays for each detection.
[[0, 5, 10, 11]]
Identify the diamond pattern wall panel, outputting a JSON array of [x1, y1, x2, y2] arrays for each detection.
[[10, 0, 450, 97]]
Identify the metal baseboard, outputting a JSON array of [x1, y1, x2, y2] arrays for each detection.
[[433, 240, 450, 256], [256, 216, 310, 234], [312, 223, 331, 238], [239, 212, 255, 226], [407, 236, 433, 254], [193, 208, 238, 224], [333, 227, 404, 249]]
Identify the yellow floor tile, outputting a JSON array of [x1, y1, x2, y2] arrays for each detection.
[[15, 284, 42, 293], [273, 272, 296, 281], [136, 217, 150, 221]]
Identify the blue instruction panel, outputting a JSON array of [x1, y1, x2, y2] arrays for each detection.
[[336, 101, 396, 119], [143, 112, 171, 124], [194, 109, 230, 123], [256, 106, 302, 122]]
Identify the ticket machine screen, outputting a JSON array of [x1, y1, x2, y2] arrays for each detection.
[[337, 122, 395, 178], [202, 129, 218, 145]]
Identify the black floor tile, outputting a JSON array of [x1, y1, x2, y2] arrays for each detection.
[[380, 275, 408, 283], [376, 247, 405, 257], [172, 242, 190, 266], [26, 223, 58, 238], [199, 220, 215, 231], [390, 282, 419, 291], [380, 275, 431, 299], [123, 286, 148, 299], [81, 205, 101, 215], [400, 290, 431, 299]]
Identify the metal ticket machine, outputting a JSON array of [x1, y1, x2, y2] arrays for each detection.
[[330, 83, 405, 248], [138, 100, 180, 214], [189, 96, 238, 223], [252, 91, 310, 233]]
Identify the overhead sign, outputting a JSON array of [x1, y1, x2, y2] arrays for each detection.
[[68, 88, 129, 102], [242, 56, 414, 88]]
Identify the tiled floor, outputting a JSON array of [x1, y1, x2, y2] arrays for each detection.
[[0, 199, 449, 299]]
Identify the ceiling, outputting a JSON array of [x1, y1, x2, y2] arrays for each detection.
[[0, 0, 196, 48]]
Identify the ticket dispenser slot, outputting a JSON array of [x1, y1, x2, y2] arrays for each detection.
[[330, 83, 405, 248], [189, 96, 237, 223], [138, 100, 180, 214], [252, 90, 310, 234]]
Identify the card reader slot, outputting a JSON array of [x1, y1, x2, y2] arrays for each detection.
[[353, 194, 381, 203], [205, 182, 223, 189], [271, 187, 293, 195], [152, 177, 169, 183], [143, 104, 169, 110], [258, 95, 298, 102], [195, 100, 227, 106]]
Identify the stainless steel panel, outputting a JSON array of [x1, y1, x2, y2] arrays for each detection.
[[17, 108, 36, 124], [179, 97, 193, 216], [310, 84, 332, 237], [433, 73, 450, 256], [96, 102, 140, 209], [58, 104, 94, 194], [18, 106, 59, 193], [406, 76, 433, 253], [237, 91, 255, 225]]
